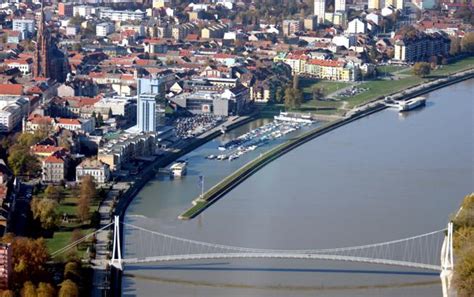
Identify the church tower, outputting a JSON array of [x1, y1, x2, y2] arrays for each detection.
[[33, 0, 50, 78]]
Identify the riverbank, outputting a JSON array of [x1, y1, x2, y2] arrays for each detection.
[[178, 69, 474, 220]]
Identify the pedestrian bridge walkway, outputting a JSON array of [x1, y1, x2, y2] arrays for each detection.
[[52, 217, 454, 275]]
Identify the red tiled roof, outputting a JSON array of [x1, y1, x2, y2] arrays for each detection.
[[56, 118, 81, 125], [31, 145, 64, 154], [307, 59, 345, 67], [44, 154, 64, 163], [0, 84, 22, 95]]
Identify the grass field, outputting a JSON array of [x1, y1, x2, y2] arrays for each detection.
[[46, 229, 95, 257], [44, 188, 100, 256], [377, 65, 408, 75], [343, 76, 425, 108]]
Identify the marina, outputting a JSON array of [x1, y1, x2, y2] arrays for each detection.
[[210, 115, 314, 162]]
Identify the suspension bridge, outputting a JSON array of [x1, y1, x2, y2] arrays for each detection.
[[52, 216, 455, 278]]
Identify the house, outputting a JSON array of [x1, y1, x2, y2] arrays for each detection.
[[56, 118, 95, 133], [42, 152, 68, 183], [31, 145, 66, 160], [346, 18, 367, 34], [76, 158, 110, 184]]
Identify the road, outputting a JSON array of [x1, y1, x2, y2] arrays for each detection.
[[8, 182, 33, 236]]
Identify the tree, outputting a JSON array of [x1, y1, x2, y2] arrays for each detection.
[[461, 32, 474, 54], [284, 87, 295, 109], [454, 231, 474, 297], [412, 62, 431, 77], [80, 175, 97, 201], [7, 146, 41, 177], [44, 185, 64, 203], [274, 86, 285, 103], [450, 37, 462, 56], [21, 281, 36, 297], [1, 290, 14, 297], [37, 283, 55, 297], [292, 75, 300, 89], [1, 235, 49, 289], [31, 198, 59, 230], [58, 280, 79, 297], [311, 86, 324, 101], [77, 196, 90, 223], [64, 261, 82, 283], [69, 229, 84, 250], [96, 113, 104, 127]]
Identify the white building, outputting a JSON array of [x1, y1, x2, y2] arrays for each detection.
[[73, 5, 95, 17], [96, 22, 115, 37], [55, 118, 95, 133], [12, 18, 35, 38], [4, 60, 31, 75], [100, 9, 146, 22], [332, 35, 357, 48], [76, 158, 110, 184], [346, 18, 367, 34], [0, 98, 29, 133], [335, 0, 346, 12], [366, 12, 382, 26], [314, 0, 326, 22]]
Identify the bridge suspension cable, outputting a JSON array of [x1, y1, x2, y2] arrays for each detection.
[[120, 221, 446, 271], [51, 222, 113, 258]]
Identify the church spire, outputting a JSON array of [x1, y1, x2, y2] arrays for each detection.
[[33, 0, 50, 78]]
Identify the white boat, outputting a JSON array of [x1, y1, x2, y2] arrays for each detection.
[[170, 161, 187, 177], [206, 154, 216, 160], [217, 154, 227, 160], [274, 112, 313, 124], [399, 97, 426, 112]]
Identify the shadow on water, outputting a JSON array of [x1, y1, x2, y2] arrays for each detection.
[[124, 263, 439, 276]]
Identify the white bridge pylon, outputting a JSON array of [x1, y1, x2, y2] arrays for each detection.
[[109, 216, 451, 272]]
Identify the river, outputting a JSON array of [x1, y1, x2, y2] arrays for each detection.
[[122, 79, 474, 297]]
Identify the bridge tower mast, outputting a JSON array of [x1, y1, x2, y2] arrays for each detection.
[[110, 216, 123, 270]]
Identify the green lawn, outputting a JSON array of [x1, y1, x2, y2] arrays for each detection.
[[377, 65, 408, 74], [300, 77, 352, 97], [46, 228, 95, 256], [430, 56, 474, 76], [343, 76, 425, 108]]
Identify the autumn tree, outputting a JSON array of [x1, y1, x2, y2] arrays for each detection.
[[58, 280, 79, 297], [1, 235, 49, 289], [7, 146, 41, 177], [461, 32, 474, 54], [31, 198, 59, 230], [1, 290, 14, 297], [77, 175, 97, 222], [80, 175, 97, 201], [284, 87, 303, 110], [44, 185, 64, 203], [37, 282, 56, 297], [412, 62, 431, 77], [21, 281, 36, 297], [64, 261, 82, 283], [450, 37, 462, 56]]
